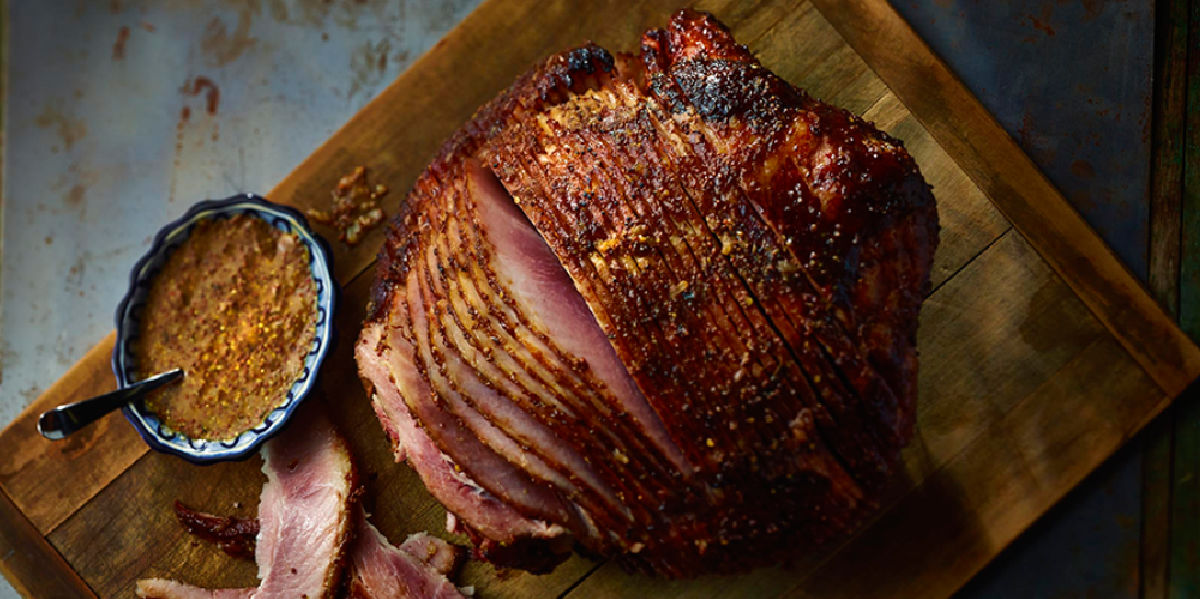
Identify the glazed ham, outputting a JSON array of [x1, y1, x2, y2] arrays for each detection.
[[137, 411, 357, 599], [356, 9, 937, 577]]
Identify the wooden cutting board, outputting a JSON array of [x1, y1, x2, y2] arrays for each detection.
[[2, 0, 1196, 597]]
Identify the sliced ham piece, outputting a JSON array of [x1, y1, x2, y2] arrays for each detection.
[[346, 513, 464, 599], [142, 409, 474, 598], [136, 409, 357, 599], [356, 320, 573, 571], [395, 532, 460, 575]]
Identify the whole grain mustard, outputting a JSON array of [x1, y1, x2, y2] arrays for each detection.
[[136, 215, 318, 440]]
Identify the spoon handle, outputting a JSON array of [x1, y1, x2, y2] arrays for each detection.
[[37, 369, 184, 440]]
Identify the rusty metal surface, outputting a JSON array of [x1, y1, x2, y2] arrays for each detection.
[[0, 1, 481, 438], [895, 0, 1155, 280], [0, 2, 482, 597]]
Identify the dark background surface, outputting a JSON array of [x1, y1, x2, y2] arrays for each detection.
[[892, 1, 1198, 597]]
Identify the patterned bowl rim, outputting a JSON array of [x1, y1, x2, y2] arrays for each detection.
[[112, 194, 337, 464]]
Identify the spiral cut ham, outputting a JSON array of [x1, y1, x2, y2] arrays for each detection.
[[356, 9, 938, 577]]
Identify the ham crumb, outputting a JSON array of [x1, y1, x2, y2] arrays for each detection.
[[307, 165, 388, 245]]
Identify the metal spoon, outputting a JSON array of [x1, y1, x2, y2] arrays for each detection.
[[37, 369, 184, 440]]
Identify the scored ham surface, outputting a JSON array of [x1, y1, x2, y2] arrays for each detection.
[[356, 9, 938, 577]]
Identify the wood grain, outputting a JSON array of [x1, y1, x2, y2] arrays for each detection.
[[1171, 0, 1200, 594], [1141, 0, 1191, 594], [1149, 0, 1188, 319], [0, 333, 147, 533], [810, 0, 1200, 398], [0, 1, 1196, 598], [0, 488, 95, 599]]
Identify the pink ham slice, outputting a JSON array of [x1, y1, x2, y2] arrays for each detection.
[[355, 159, 696, 568], [357, 319, 570, 542], [346, 513, 464, 599], [136, 409, 356, 599], [464, 160, 688, 475], [356, 321, 572, 563]]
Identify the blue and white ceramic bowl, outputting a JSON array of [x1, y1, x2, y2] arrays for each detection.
[[112, 194, 336, 463]]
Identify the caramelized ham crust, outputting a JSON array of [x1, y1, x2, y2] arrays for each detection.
[[357, 9, 937, 577], [173, 501, 260, 561]]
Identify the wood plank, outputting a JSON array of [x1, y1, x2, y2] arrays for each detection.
[[910, 230, 1107, 464], [49, 450, 263, 599], [1141, 0, 1190, 594], [0, 488, 95, 599], [1171, 0, 1200, 594], [0, 334, 147, 534], [810, 0, 1200, 398], [748, 0, 889, 116], [787, 339, 1165, 599], [1149, 0, 1188, 319]]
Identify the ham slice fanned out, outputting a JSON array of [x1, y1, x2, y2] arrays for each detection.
[[136, 411, 357, 599], [357, 8, 937, 577], [347, 513, 464, 599]]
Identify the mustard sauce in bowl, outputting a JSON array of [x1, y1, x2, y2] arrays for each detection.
[[113, 195, 335, 463]]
